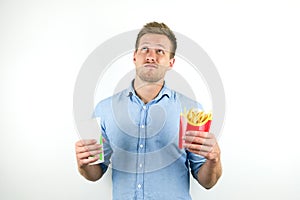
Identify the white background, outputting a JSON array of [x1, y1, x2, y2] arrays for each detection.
[[1, 0, 300, 199]]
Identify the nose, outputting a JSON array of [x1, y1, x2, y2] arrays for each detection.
[[146, 49, 156, 62]]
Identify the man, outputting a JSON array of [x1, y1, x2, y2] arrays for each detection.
[[75, 22, 222, 199]]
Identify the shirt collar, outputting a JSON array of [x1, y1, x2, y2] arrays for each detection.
[[127, 79, 171, 101]]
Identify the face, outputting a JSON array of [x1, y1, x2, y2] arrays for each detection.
[[133, 34, 175, 83]]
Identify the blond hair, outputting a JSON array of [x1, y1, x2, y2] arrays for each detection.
[[135, 22, 177, 58]]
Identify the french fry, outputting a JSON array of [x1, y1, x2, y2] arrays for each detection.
[[184, 109, 211, 125]]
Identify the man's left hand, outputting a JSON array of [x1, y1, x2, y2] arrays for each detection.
[[183, 131, 220, 162]]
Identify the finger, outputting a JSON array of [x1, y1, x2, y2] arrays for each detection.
[[187, 149, 218, 159], [75, 139, 97, 147], [76, 144, 102, 154], [187, 149, 208, 157], [77, 149, 103, 159], [79, 155, 100, 166], [187, 148, 219, 161], [184, 135, 216, 147], [184, 143, 213, 153], [183, 136, 214, 146], [86, 144, 102, 151], [185, 131, 211, 138]]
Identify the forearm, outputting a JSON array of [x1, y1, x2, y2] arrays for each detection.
[[79, 164, 104, 182], [197, 159, 222, 189]]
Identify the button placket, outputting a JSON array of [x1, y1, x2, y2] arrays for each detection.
[[136, 104, 147, 199]]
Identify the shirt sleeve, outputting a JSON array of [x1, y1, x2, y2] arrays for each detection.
[[187, 150, 207, 181]]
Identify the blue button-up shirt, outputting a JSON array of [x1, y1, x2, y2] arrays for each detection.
[[94, 82, 206, 200]]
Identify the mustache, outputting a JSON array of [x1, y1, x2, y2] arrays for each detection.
[[142, 63, 168, 68], [143, 63, 158, 68]]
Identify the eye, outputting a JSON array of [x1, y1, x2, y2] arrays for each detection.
[[140, 46, 148, 52], [156, 49, 165, 55]]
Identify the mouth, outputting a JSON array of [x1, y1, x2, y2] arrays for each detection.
[[143, 64, 158, 69]]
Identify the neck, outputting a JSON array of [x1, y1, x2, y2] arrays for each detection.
[[133, 78, 164, 104]]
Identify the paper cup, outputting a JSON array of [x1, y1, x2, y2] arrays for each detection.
[[89, 118, 104, 165], [89, 131, 104, 165], [76, 118, 104, 165]]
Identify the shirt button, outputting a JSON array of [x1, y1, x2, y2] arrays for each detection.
[[137, 184, 142, 189], [139, 144, 144, 148], [140, 125, 145, 129], [142, 106, 146, 110], [139, 164, 143, 168]]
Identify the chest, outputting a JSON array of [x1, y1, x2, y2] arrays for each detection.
[[105, 99, 181, 152]]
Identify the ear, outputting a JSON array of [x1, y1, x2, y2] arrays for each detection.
[[133, 51, 137, 63], [168, 58, 175, 69]]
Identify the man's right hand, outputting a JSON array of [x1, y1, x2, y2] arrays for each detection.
[[75, 139, 102, 167], [75, 139, 103, 181]]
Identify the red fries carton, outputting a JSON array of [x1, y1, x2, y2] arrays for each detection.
[[179, 109, 212, 149]]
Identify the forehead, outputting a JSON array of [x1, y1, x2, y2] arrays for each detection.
[[139, 34, 171, 49]]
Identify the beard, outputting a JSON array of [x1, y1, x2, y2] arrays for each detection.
[[136, 64, 167, 83]]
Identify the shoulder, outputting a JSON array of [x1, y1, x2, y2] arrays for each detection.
[[93, 89, 128, 117], [168, 88, 203, 110]]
